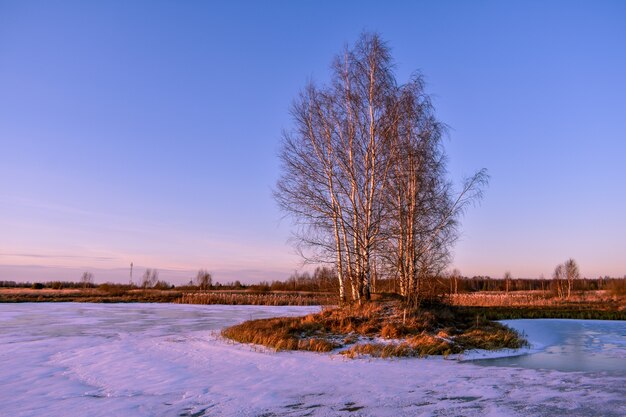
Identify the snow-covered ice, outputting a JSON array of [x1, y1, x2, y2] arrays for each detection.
[[0, 303, 624, 417]]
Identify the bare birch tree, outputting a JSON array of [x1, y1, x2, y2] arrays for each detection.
[[142, 268, 158, 289], [504, 271, 512, 294], [553, 263, 565, 298], [80, 271, 94, 289], [382, 76, 487, 304], [275, 83, 348, 301], [450, 268, 461, 295], [196, 269, 213, 290], [552, 259, 580, 299], [276, 33, 396, 302], [564, 258, 580, 299]]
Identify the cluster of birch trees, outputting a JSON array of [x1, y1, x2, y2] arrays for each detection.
[[276, 33, 486, 304], [552, 258, 580, 299]]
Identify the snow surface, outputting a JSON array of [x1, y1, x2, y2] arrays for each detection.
[[1, 303, 624, 417]]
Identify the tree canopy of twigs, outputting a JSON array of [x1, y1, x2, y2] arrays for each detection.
[[275, 32, 487, 304]]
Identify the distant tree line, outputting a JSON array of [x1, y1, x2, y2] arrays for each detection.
[[0, 280, 98, 289], [3, 262, 623, 298], [433, 275, 625, 294]]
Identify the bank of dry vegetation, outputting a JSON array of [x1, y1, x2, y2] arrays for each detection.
[[0, 287, 183, 303], [221, 301, 527, 358], [176, 291, 335, 306], [451, 291, 626, 320]]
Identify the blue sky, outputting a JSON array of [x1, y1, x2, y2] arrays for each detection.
[[1, 1, 625, 284]]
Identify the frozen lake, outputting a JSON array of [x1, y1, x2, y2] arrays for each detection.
[[0, 303, 624, 417]]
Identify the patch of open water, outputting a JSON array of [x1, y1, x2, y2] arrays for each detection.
[[472, 319, 626, 373]]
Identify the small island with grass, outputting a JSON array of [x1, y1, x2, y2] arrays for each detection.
[[222, 299, 526, 358]]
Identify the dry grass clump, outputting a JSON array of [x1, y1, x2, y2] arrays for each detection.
[[379, 311, 438, 338], [455, 324, 526, 350], [341, 333, 457, 358], [405, 333, 456, 356], [312, 303, 387, 335], [341, 342, 411, 359], [221, 315, 339, 352], [222, 301, 527, 358], [339, 324, 525, 359], [309, 302, 456, 337]]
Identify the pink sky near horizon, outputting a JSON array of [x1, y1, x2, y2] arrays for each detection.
[[2, 196, 623, 284]]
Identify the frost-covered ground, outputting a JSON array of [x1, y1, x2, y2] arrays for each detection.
[[0, 303, 624, 417]]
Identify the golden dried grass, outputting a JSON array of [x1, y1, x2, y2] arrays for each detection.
[[177, 291, 336, 306], [222, 301, 527, 358]]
